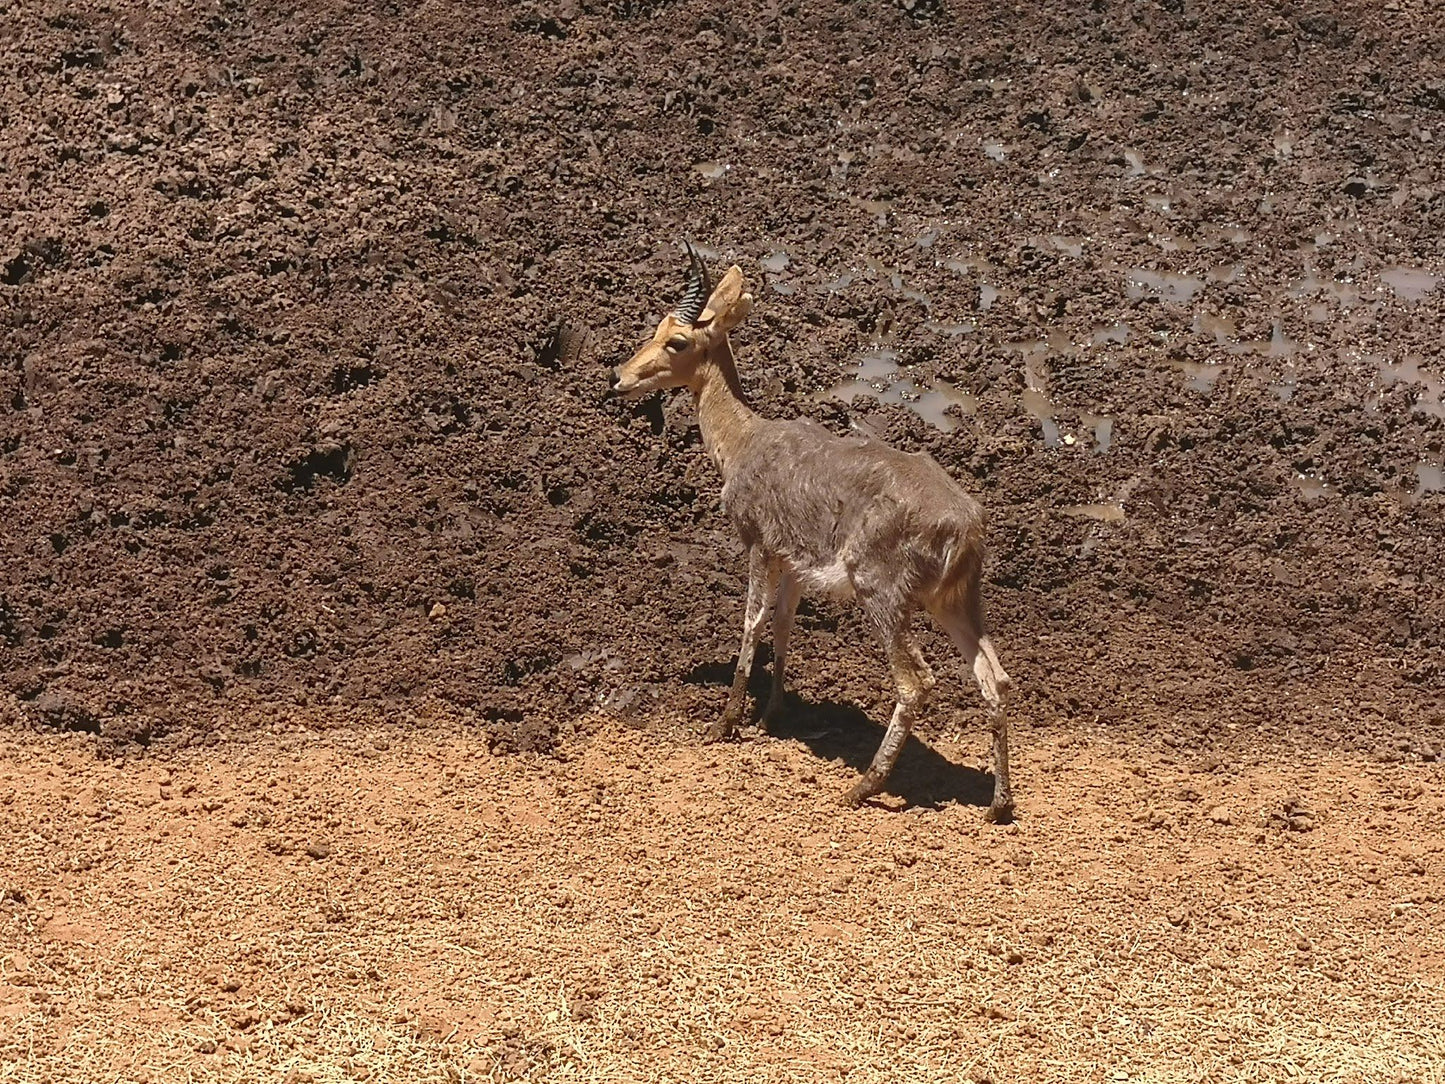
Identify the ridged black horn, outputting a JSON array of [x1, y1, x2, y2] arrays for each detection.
[[672, 241, 711, 325]]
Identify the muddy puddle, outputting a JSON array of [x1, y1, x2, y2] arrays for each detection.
[[1062, 503, 1126, 522], [1381, 267, 1439, 302], [825, 347, 978, 434], [757, 233, 1434, 506]]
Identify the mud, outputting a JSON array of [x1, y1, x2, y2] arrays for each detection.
[[3, 0, 1443, 759]]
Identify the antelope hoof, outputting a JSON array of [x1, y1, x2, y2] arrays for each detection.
[[701, 715, 738, 744], [840, 774, 883, 808], [757, 698, 786, 735], [985, 799, 1015, 825]]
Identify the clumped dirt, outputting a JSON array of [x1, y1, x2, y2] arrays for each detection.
[[3, 722, 1444, 1082], [3, 1, 1444, 759]]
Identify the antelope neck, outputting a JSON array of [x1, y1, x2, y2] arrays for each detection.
[[690, 338, 756, 477]]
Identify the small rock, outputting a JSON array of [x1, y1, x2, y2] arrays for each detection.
[[195, 1038, 217, 1054], [1167, 909, 1186, 927], [306, 840, 332, 860], [429, 602, 447, 619], [1005, 950, 1024, 965], [1208, 806, 1232, 825]]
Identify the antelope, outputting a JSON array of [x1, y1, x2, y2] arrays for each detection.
[[607, 245, 1015, 821]]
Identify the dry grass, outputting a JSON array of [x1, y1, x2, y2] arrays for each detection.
[[2, 715, 1443, 1083]]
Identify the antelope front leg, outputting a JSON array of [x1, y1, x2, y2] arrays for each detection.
[[703, 549, 779, 743], [758, 571, 800, 733]]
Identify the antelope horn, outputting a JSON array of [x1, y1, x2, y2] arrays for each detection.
[[672, 241, 711, 325]]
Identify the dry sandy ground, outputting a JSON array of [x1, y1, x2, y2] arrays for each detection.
[[2, 718, 1443, 1084]]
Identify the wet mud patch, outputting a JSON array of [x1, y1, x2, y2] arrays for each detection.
[[1, 0, 1443, 760]]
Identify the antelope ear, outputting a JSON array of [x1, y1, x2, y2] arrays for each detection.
[[697, 266, 753, 335]]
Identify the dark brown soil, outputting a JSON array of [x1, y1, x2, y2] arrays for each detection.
[[3, 0, 1444, 763]]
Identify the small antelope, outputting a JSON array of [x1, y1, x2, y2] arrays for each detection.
[[608, 245, 1015, 821]]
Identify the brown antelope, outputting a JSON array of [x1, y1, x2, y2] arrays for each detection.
[[608, 245, 1015, 821]]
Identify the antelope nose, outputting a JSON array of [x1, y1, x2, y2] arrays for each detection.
[[607, 368, 621, 393]]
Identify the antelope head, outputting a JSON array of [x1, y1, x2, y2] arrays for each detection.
[[608, 243, 754, 399]]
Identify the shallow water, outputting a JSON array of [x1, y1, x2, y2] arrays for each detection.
[[1063, 503, 1126, 522], [1081, 412, 1114, 453], [1193, 312, 1238, 346], [813, 273, 853, 295], [825, 376, 976, 433], [853, 348, 901, 383], [1378, 358, 1445, 421], [1381, 267, 1438, 302], [1020, 387, 1060, 448], [760, 250, 790, 274], [1092, 323, 1131, 346], [925, 320, 976, 337], [1272, 365, 1298, 403], [783, 217, 1431, 483], [1127, 268, 1205, 302], [1292, 474, 1335, 501], [910, 381, 978, 432], [1048, 235, 1084, 258], [1291, 270, 1363, 308], [1266, 322, 1297, 359], [1182, 361, 1224, 394]]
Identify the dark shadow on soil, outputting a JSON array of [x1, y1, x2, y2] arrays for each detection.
[[684, 656, 995, 810]]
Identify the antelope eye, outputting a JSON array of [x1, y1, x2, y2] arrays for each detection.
[[665, 335, 691, 353]]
